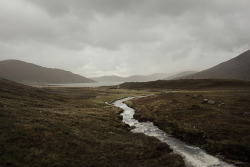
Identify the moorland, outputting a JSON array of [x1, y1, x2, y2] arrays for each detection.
[[121, 79, 250, 166], [1, 78, 250, 166], [0, 78, 185, 167]]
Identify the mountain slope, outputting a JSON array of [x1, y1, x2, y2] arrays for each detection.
[[165, 71, 197, 80], [92, 73, 172, 82], [178, 50, 250, 80], [0, 60, 95, 84]]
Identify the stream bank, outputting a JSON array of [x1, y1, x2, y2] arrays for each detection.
[[114, 97, 235, 167]]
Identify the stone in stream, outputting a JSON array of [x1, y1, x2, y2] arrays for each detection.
[[130, 126, 136, 130]]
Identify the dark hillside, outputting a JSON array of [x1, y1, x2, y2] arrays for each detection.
[[178, 50, 250, 80], [0, 60, 95, 84]]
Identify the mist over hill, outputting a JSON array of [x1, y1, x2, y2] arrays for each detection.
[[165, 71, 197, 80], [0, 60, 95, 84], [92, 73, 172, 82]]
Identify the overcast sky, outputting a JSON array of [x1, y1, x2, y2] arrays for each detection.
[[0, 0, 249, 77]]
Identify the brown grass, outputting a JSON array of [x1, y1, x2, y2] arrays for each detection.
[[0, 78, 185, 167], [130, 90, 250, 166]]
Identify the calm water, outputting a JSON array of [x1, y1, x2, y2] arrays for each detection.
[[113, 97, 234, 167], [48, 82, 123, 88]]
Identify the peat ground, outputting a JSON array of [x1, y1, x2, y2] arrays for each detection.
[[125, 81, 250, 166], [0, 78, 185, 167]]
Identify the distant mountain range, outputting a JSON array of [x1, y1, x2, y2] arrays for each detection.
[[0, 60, 95, 84], [1, 50, 248, 84], [177, 50, 250, 80], [92, 73, 172, 82], [165, 71, 197, 80]]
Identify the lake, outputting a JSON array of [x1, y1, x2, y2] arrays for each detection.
[[48, 82, 123, 88]]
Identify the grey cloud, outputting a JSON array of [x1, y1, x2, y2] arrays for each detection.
[[0, 0, 249, 77], [27, 0, 141, 17]]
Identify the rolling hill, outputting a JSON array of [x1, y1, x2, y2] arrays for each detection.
[[92, 73, 172, 82], [0, 60, 95, 84], [177, 50, 250, 80]]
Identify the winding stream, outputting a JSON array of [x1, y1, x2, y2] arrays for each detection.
[[113, 97, 234, 167]]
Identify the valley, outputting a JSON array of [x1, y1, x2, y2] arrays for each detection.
[[1, 78, 249, 166], [1, 1, 249, 166], [1, 52, 250, 166]]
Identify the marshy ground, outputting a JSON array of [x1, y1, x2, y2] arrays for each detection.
[[1, 78, 250, 167], [122, 80, 250, 166], [0, 78, 185, 167]]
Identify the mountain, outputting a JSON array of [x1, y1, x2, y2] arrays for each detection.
[[92, 73, 172, 82], [177, 50, 250, 80], [0, 60, 95, 84], [165, 71, 197, 80]]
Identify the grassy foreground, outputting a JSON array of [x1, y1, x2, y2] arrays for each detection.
[[0, 78, 185, 167], [128, 88, 250, 166]]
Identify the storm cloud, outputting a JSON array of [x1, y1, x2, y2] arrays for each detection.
[[0, 0, 249, 77]]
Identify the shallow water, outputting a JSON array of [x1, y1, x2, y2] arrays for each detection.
[[113, 97, 234, 167]]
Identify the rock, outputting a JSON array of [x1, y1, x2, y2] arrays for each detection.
[[202, 99, 209, 103], [105, 102, 112, 105], [130, 126, 136, 130], [207, 100, 215, 105], [202, 99, 215, 105]]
